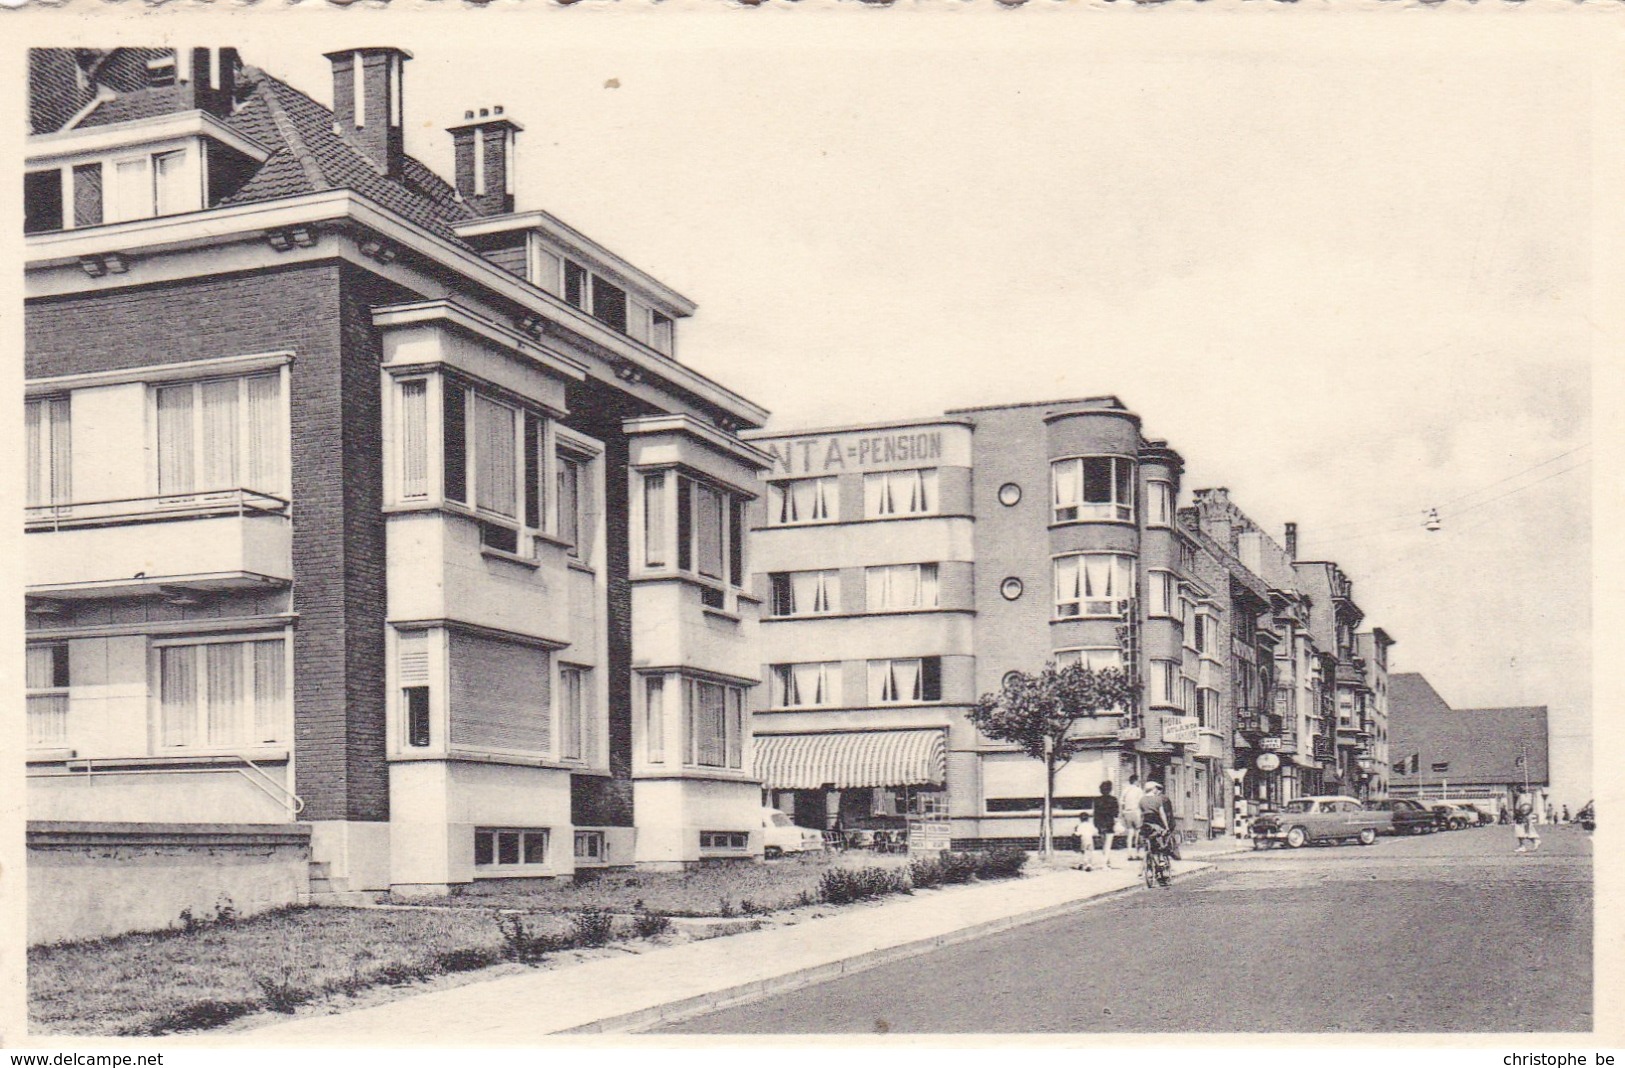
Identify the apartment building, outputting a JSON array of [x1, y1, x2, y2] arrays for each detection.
[[746, 398, 1385, 847], [23, 45, 772, 908]]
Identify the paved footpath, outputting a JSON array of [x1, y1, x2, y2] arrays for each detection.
[[219, 844, 1234, 1044]]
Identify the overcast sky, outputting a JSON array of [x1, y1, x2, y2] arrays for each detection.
[[241, 11, 1596, 804]]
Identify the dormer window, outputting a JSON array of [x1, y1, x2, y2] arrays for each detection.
[[563, 260, 589, 310], [147, 55, 177, 88]]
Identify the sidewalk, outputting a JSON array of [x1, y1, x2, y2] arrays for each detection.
[[219, 848, 1238, 1043]]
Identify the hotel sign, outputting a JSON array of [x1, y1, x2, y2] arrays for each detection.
[[1260, 737, 1283, 752], [762, 427, 968, 476], [1161, 717, 1202, 745]]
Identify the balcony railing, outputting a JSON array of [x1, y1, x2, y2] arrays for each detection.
[[26, 489, 289, 532], [1312, 735, 1335, 761]]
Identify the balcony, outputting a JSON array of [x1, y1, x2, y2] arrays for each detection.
[[26, 490, 291, 602], [1311, 735, 1335, 761]]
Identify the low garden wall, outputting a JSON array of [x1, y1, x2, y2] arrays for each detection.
[[27, 822, 311, 946]]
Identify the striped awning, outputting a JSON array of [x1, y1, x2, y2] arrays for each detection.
[[755, 730, 948, 790]]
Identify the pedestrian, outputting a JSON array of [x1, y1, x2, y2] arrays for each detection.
[[1070, 810, 1096, 871], [1514, 795, 1540, 853], [1562, 804, 1571, 824], [1120, 774, 1145, 860], [1545, 803, 1555, 826], [1082, 781, 1121, 870]]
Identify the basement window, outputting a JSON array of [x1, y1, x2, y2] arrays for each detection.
[[699, 831, 749, 852], [474, 828, 550, 869]]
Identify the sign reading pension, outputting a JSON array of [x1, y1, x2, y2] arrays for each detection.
[[760, 425, 971, 477]]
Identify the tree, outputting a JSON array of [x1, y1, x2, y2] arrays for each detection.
[[969, 661, 1141, 857]]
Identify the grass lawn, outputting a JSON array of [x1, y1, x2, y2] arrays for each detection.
[[30, 849, 1012, 1037]]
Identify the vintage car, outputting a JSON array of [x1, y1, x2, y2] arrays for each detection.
[[1366, 798, 1440, 835], [760, 808, 827, 858], [1428, 802, 1480, 831], [1576, 800, 1595, 831], [1251, 795, 1385, 848]]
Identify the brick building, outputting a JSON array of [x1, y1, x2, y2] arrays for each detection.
[[23, 46, 772, 911]]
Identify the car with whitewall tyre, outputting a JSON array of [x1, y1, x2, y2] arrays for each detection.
[[761, 808, 825, 858], [1250, 796, 1384, 849]]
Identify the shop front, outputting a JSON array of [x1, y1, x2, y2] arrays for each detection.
[[757, 728, 948, 844]]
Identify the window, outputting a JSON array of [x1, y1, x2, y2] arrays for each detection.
[[644, 676, 665, 763], [676, 475, 746, 590], [700, 831, 749, 851], [865, 563, 940, 611], [400, 629, 432, 748], [1181, 678, 1198, 715], [25, 397, 71, 508], [25, 169, 63, 234], [1196, 687, 1219, 728], [558, 666, 588, 762], [864, 469, 937, 518], [1151, 660, 1179, 707], [1053, 553, 1135, 618], [448, 631, 551, 754], [769, 477, 836, 525], [433, 381, 551, 552], [1146, 571, 1175, 618], [72, 163, 103, 228], [156, 636, 288, 750], [399, 380, 429, 499], [650, 311, 674, 354], [574, 830, 605, 861], [590, 276, 628, 333], [154, 373, 284, 497], [26, 644, 69, 749], [152, 150, 187, 217], [685, 678, 744, 769], [769, 570, 838, 616], [867, 657, 942, 704], [643, 472, 667, 567], [1194, 613, 1213, 656], [474, 828, 549, 869], [1055, 648, 1124, 673], [770, 662, 842, 708], [557, 451, 589, 559], [563, 260, 589, 310], [106, 149, 192, 223], [1051, 457, 1135, 523], [1147, 480, 1174, 527]]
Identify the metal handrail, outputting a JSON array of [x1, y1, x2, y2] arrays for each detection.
[[233, 752, 306, 816], [25, 488, 289, 532], [46, 753, 305, 817]]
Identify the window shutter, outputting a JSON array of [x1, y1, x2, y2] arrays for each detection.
[[398, 632, 430, 686]]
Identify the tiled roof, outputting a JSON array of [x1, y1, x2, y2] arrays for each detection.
[[1389, 673, 1549, 786], [219, 69, 477, 246], [76, 86, 193, 128]]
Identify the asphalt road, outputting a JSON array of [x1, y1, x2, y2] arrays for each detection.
[[657, 823, 1592, 1034]]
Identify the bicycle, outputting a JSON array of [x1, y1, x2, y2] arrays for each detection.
[[1141, 826, 1173, 888]]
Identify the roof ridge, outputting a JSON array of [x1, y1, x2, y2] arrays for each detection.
[[254, 77, 330, 194]]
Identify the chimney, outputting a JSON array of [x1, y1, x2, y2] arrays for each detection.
[[1284, 522, 1298, 561], [325, 48, 411, 178], [175, 48, 240, 118], [449, 107, 522, 216]]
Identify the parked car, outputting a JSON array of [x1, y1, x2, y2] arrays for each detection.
[[1576, 801, 1595, 831], [1437, 799, 1496, 826], [760, 808, 826, 858], [1251, 796, 1384, 849], [1429, 803, 1479, 831], [1367, 798, 1439, 835]]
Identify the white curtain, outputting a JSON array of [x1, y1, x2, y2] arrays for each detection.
[[160, 645, 198, 747], [1053, 459, 1080, 511], [864, 473, 887, 517], [792, 663, 834, 706], [919, 563, 940, 607], [26, 646, 55, 689], [253, 641, 286, 744], [245, 373, 283, 494], [643, 473, 666, 565], [775, 665, 799, 707], [113, 158, 150, 221], [695, 483, 724, 578], [152, 151, 187, 216], [206, 643, 245, 745], [24, 400, 42, 507], [201, 379, 239, 491], [399, 380, 428, 499], [725, 687, 743, 769], [790, 570, 831, 614], [865, 567, 888, 609], [1055, 556, 1081, 609], [557, 457, 580, 550], [893, 658, 922, 702], [560, 667, 583, 759], [644, 676, 665, 762], [155, 385, 195, 494], [474, 396, 516, 517]]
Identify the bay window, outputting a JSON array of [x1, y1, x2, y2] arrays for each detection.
[[769, 570, 838, 616], [867, 657, 942, 704], [865, 563, 940, 611], [864, 468, 937, 518], [1052, 456, 1135, 523], [26, 643, 70, 749], [156, 635, 288, 750], [672, 474, 748, 597], [685, 678, 744, 770], [770, 662, 842, 708], [25, 396, 71, 508], [154, 372, 285, 497], [1146, 479, 1174, 527], [430, 377, 553, 555], [1053, 553, 1136, 618], [1146, 570, 1176, 618], [769, 477, 836, 525]]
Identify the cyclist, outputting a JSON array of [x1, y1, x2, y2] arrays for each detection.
[[1139, 781, 1177, 886]]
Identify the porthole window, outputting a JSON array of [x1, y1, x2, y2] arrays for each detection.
[[998, 483, 1022, 507], [1001, 670, 1023, 690], [1000, 577, 1024, 601]]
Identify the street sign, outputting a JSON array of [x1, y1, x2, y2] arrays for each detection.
[[1256, 753, 1281, 771], [1115, 726, 1144, 741]]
